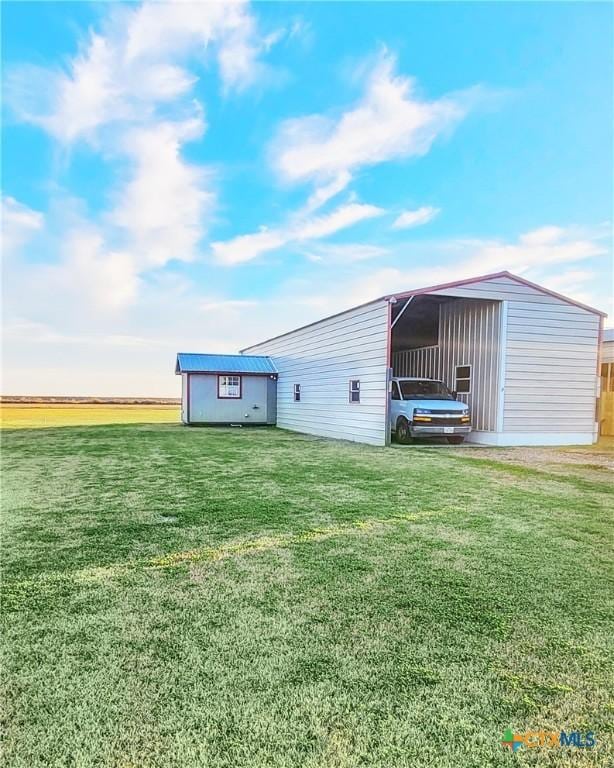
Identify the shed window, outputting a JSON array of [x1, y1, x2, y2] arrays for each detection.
[[349, 379, 360, 403], [455, 365, 471, 394], [218, 375, 241, 398], [294, 384, 301, 402]]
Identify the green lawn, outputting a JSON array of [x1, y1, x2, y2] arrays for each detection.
[[2, 418, 612, 767]]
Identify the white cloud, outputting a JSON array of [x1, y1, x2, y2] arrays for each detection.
[[1, 196, 43, 256], [215, 47, 470, 271], [294, 203, 383, 240], [7, 0, 271, 143], [392, 206, 440, 230], [338, 226, 610, 310], [301, 242, 389, 264], [3, 319, 156, 348], [8, 111, 214, 314], [54, 229, 140, 310], [230, 225, 610, 338], [271, 48, 467, 195], [212, 202, 384, 265], [3, 221, 609, 396], [110, 114, 214, 269], [463, 226, 606, 274], [4, 2, 267, 310], [200, 299, 259, 312], [301, 171, 352, 215], [211, 229, 288, 266]]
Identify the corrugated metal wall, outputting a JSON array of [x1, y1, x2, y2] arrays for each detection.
[[393, 345, 440, 378], [393, 301, 501, 432], [438, 299, 501, 432], [428, 275, 600, 438], [243, 301, 390, 446]]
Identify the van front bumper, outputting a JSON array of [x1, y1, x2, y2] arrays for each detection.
[[410, 425, 472, 437]]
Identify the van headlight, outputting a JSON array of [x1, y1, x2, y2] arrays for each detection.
[[415, 408, 432, 415]]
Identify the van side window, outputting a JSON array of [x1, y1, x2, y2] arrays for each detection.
[[391, 382, 401, 400]]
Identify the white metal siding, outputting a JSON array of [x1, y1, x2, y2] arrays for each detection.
[[243, 301, 390, 445], [439, 299, 501, 432], [430, 276, 600, 436]]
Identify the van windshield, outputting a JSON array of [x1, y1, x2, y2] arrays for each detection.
[[398, 380, 454, 400]]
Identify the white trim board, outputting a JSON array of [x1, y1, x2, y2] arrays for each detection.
[[467, 431, 596, 446], [496, 300, 508, 432]]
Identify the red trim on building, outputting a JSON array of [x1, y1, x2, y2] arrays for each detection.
[[387, 270, 606, 317], [384, 298, 392, 446], [242, 271, 606, 353]]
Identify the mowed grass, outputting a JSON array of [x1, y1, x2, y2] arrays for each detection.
[[0, 403, 180, 429], [1, 410, 613, 767]]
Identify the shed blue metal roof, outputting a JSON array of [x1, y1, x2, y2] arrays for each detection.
[[175, 353, 277, 375]]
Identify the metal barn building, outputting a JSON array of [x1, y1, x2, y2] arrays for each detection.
[[175, 354, 277, 426], [242, 271, 605, 447]]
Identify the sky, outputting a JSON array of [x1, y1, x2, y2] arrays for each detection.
[[2, 0, 613, 397]]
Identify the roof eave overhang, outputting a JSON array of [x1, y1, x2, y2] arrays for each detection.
[[176, 368, 277, 377], [383, 270, 607, 317]]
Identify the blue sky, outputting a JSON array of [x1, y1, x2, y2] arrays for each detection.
[[2, 0, 612, 396]]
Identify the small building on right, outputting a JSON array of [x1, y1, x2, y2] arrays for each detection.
[[243, 271, 608, 447], [599, 328, 614, 436]]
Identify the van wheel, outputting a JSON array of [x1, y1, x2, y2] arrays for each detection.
[[447, 436, 464, 445], [396, 418, 412, 445]]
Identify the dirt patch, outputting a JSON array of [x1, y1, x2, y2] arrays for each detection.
[[459, 445, 614, 474]]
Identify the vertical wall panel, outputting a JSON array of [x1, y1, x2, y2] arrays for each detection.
[[438, 299, 501, 431], [393, 345, 440, 378], [393, 300, 500, 432]]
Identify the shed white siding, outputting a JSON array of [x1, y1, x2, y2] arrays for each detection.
[[429, 275, 600, 444], [243, 301, 390, 445], [188, 374, 274, 424]]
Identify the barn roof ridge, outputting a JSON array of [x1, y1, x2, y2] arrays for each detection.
[[240, 270, 606, 352]]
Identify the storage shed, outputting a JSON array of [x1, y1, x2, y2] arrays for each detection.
[[242, 271, 606, 447], [175, 353, 277, 426]]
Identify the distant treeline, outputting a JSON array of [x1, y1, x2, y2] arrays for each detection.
[[1, 396, 180, 405]]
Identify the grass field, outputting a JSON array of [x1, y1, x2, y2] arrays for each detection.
[[0, 403, 180, 429], [2, 408, 613, 767]]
